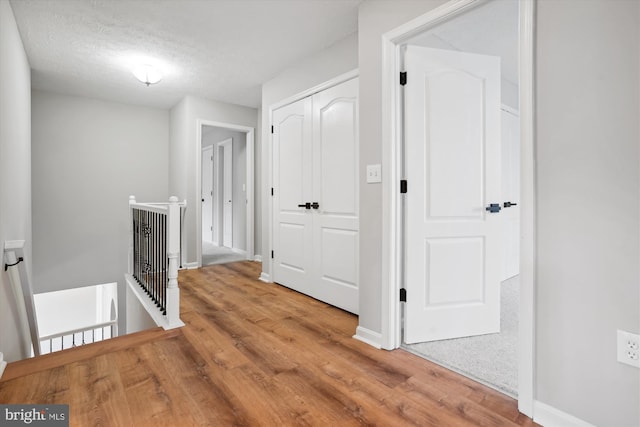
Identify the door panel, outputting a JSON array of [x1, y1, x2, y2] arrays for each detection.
[[426, 70, 484, 219], [272, 97, 314, 294], [312, 78, 359, 314], [320, 228, 358, 287], [318, 99, 358, 216], [404, 46, 501, 343]]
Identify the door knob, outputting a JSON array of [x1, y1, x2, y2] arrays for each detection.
[[485, 203, 501, 213], [503, 201, 518, 208], [311, 202, 320, 209], [298, 202, 311, 209]]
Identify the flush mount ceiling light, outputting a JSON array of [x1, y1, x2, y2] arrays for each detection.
[[132, 64, 162, 86]]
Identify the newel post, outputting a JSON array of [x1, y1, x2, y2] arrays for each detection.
[[166, 196, 181, 327]]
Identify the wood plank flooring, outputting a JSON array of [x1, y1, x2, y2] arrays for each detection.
[[0, 262, 538, 426]]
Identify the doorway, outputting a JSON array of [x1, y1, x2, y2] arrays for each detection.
[[403, 0, 518, 397], [380, 0, 535, 416], [198, 122, 255, 267]]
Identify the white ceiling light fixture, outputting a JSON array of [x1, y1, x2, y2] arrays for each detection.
[[132, 64, 162, 86]]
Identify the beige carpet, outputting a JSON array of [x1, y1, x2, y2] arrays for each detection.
[[201, 241, 247, 266], [402, 276, 519, 397]]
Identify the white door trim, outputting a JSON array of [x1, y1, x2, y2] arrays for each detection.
[[196, 120, 255, 267], [264, 68, 359, 283], [379, 0, 536, 417]]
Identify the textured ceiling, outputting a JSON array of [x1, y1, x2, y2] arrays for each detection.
[[9, 0, 361, 109]]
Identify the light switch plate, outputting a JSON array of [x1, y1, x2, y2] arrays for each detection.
[[367, 164, 382, 183]]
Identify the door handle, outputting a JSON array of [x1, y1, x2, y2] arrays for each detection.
[[311, 202, 320, 209], [503, 201, 518, 208], [298, 202, 311, 209], [485, 203, 501, 213]]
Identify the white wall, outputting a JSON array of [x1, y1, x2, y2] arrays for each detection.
[[169, 96, 257, 265], [169, 98, 189, 205], [31, 91, 169, 333], [536, 1, 639, 425], [34, 282, 117, 337], [0, 0, 33, 362], [260, 32, 358, 278], [125, 283, 157, 335], [202, 127, 247, 251], [357, 0, 447, 338]]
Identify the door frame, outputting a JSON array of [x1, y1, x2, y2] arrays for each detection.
[[380, 0, 535, 417], [263, 69, 359, 283], [196, 120, 255, 267]]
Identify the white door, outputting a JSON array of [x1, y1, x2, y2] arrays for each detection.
[[501, 108, 520, 280], [272, 97, 314, 295], [220, 139, 233, 248], [202, 145, 214, 243], [311, 78, 359, 313], [272, 78, 359, 314], [404, 46, 502, 343]]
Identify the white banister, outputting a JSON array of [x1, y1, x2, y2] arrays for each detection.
[[127, 196, 185, 330], [39, 320, 117, 342], [3, 240, 41, 357]]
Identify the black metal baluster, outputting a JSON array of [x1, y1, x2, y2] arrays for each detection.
[[156, 211, 161, 308], [156, 211, 160, 307], [162, 213, 167, 314], [136, 208, 139, 281], [133, 209, 137, 281], [131, 206, 172, 316], [151, 210, 155, 301], [146, 210, 151, 296]]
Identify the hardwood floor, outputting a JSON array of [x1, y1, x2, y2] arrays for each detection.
[[0, 262, 538, 426]]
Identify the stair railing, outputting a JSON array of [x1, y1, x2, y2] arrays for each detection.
[[3, 240, 40, 357], [127, 196, 185, 329]]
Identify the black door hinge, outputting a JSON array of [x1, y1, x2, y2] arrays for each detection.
[[400, 71, 407, 86], [271, 250, 274, 259], [400, 179, 407, 194], [271, 125, 274, 134], [400, 288, 407, 302], [271, 187, 274, 196]]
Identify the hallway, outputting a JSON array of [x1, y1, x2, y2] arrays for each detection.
[[0, 262, 536, 426]]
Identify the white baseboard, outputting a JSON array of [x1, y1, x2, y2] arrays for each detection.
[[231, 247, 247, 255], [258, 272, 271, 283], [353, 326, 382, 349], [254, 254, 262, 262], [184, 262, 199, 270], [0, 352, 6, 379], [534, 401, 595, 427]]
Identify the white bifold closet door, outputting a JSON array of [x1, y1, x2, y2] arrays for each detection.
[[272, 77, 359, 314]]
